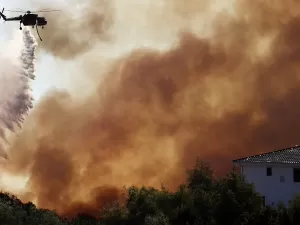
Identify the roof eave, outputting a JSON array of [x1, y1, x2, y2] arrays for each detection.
[[232, 161, 300, 167]]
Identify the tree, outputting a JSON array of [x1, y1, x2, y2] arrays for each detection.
[[288, 194, 300, 225], [0, 159, 299, 225], [214, 169, 263, 225], [145, 212, 170, 225]]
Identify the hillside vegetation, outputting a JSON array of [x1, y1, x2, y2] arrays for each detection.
[[0, 159, 299, 225]]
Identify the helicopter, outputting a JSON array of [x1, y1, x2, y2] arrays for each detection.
[[0, 8, 59, 41]]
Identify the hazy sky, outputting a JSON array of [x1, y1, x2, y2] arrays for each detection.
[[0, 0, 76, 103], [0, 0, 234, 103], [0, 0, 170, 104]]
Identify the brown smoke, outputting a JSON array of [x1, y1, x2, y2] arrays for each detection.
[[4, 0, 300, 218], [34, 0, 115, 59]]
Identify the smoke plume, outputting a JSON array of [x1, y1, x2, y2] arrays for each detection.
[[0, 28, 37, 158], [34, 0, 115, 59], [2, 0, 300, 218]]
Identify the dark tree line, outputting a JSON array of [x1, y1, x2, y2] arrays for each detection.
[[0, 158, 300, 225]]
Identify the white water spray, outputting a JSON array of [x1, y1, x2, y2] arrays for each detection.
[[0, 28, 37, 157]]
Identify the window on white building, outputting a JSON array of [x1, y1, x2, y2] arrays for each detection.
[[266, 167, 272, 176], [293, 168, 300, 182]]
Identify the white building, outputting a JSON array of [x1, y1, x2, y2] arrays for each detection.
[[232, 145, 300, 206]]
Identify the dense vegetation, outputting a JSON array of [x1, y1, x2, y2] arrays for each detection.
[[1, 159, 300, 225]]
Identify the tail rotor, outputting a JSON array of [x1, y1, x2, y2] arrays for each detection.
[[0, 8, 4, 19], [0, 8, 5, 22]]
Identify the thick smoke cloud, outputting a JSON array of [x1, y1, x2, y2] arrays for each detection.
[[35, 0, 115, 59], [3, 0, 300, 218], [0, 28, 37, 158]]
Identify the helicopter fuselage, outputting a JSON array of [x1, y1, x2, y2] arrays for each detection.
[[22, 14, 47, 27], [0, 7, 52, 41]]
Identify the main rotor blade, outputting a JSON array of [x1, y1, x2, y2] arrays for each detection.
[[5, 9, 60, 13], [5, 10, 26, 13], [32, 10, 61, 13]]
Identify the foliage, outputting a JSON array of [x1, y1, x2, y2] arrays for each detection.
[[0, 159, 300, 225]]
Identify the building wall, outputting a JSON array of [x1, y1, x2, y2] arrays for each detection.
[[241, 165, 300, 206]]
